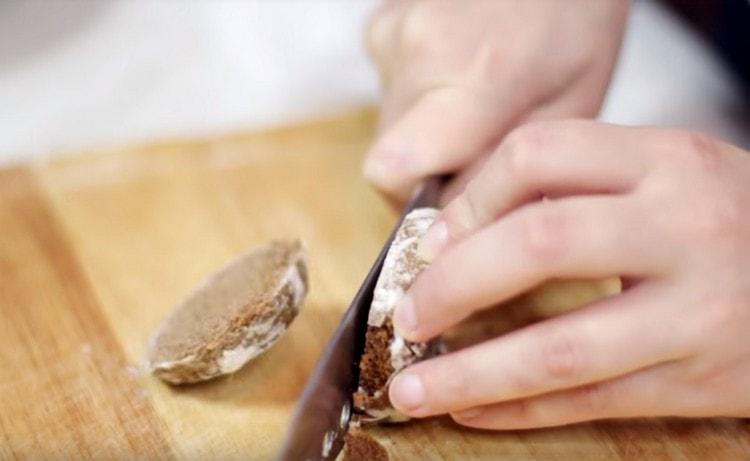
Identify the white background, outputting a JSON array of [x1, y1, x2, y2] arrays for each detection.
[[0, 0, 746, 165]]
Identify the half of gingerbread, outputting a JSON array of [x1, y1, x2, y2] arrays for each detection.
[[353, 208, 441, 422], [148, 240, 308, 384]]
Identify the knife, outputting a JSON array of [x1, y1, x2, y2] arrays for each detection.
[[276, 177, 443, 461]]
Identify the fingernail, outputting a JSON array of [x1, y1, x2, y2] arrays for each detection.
[[417, 220, 448, 262], [390, 372, 425, 412], [454, 407, 483, 421], [393, 294, 417, 338]]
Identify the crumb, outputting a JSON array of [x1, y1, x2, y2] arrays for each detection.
[[341, 429, 389, 461]]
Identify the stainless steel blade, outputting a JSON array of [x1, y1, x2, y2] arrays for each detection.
[[277, 177, 443, 461]]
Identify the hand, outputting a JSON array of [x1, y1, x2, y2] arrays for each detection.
[[388, 120, 750, 429], [363, 0, 629, 203]]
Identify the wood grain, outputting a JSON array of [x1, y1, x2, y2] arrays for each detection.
[[0, 168, 173, 459], [1, 109, 749, 460]]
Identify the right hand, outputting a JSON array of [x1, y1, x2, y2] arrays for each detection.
[[363, 0, 630, 204], [388, 120, 750, 429]]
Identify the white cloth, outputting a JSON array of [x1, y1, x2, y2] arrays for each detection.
[[0, 0, 745, 165], [0, 0, 379, 163]]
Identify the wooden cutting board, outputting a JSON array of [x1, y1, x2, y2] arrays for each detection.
[[1, 109, 748, 460]]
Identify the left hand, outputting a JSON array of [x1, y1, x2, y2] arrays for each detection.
[[387, 120, 750, 429]]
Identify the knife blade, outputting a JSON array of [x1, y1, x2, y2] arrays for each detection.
[[276, 177, 443, 461]]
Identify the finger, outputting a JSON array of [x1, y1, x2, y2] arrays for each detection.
[[363, 85, 522, 202], [367, 2, 422, 133], [434, 74, 608, 205], [438, 150, 493, 207], [448, 91, 617, 203], [389, 284, 688, 417], [396, 196, 675, 342], [377, 80, 423, 132], [366, 0, 410, 92], [418, 121, 651, 260], [432, 59, 611, 196], [451, 364, 676, 430]]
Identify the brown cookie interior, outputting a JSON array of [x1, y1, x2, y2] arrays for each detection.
[[149, 240, 305, 364]]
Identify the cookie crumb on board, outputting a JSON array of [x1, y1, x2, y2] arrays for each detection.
[[339, 428, 389, 461]]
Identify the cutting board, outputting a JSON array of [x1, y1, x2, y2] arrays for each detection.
[[1, 109, 748, 460]]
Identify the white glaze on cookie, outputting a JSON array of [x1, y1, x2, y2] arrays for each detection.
[[357, 208, 438, 422]]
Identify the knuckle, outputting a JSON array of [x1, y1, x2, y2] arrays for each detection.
[[661, 130, 724, 174], [539, 326, 583, 381], [471, 41, 508, 84], [504, 125, 544, 183], [503, 122, 567, 185], [366, 3, 397, 58], [698, 297, 743, 339], [684, 131, 722, 172], [694, 195, 744, 243], [682, 296, 749, 377], [520, 206, 568, 266], [648, 142, 745, 247], [398, 2, 440, 54]]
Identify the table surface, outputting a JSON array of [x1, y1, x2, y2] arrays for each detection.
[[1, 110, 749, 460]]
